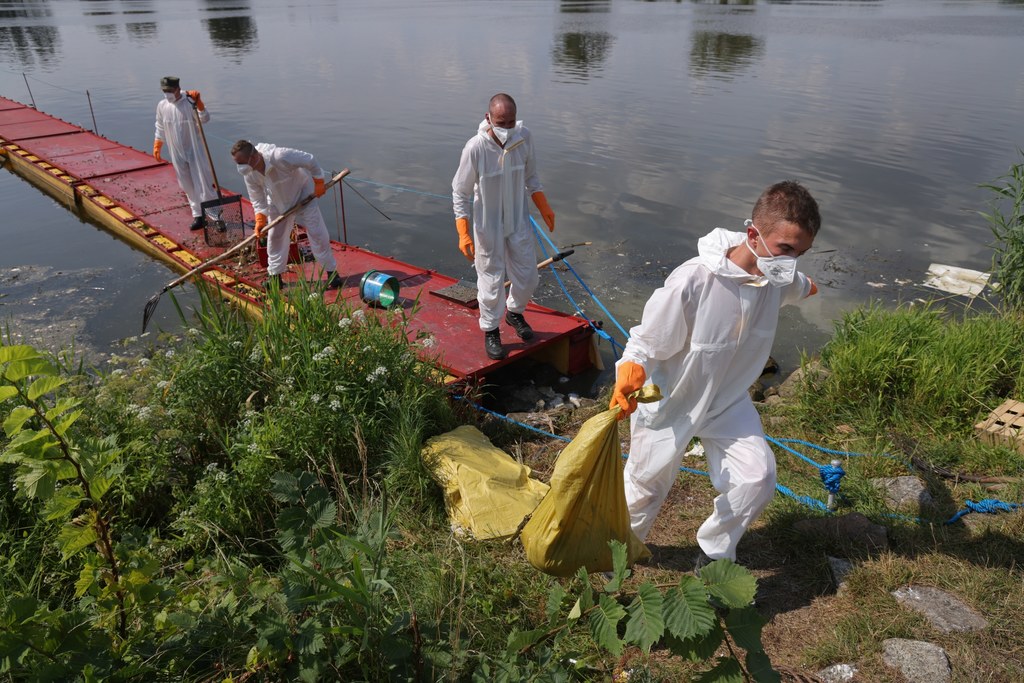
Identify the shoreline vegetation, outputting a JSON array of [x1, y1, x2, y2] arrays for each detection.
[[3, 157, 1024, 681]]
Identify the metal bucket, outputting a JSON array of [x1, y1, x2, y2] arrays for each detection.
[[360, 270, 400, 308]]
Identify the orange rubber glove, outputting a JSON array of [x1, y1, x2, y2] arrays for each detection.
[[531, 191, 555, 232], [254, 213, 268, 238], [313, 177, 326, 198], [455, 216, 474, 261], [185, 90, 204, 111], [609, 361, 646, 420], [153, 139, 163, 162]]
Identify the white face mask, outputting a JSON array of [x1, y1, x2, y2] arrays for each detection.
[[491, 124, 510, 144], [745, 223, 797, 287], [164, 92, 177, 102], [236, 164, 250, 175]]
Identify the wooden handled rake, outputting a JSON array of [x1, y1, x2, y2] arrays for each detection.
[[141, 168, 350, 332]]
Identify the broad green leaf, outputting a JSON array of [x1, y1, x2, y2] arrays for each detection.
[[27, 375, 67, 401], [623, 582, 665, 652], [75, 563, 99, 597], [271, 471, 301, 504], [5, 428, 59, 462], [4, 405, 35, 437], [306, 495, 337, 530], [700, 559, 757, 608], [664, 575, 716, 640], [746, 651, 781, 683], [724, 606, 766, 654], [58, 512, 101, 560], [605, 540, 629, 592], [694, 657, 744, 683], [0, 386, 17, 402], [576, 568, 594, 613], [88, 470, 121, 503], [46, 396, 81, 421], [6, 595, 39, 623], [588, 593, 626, 656], [0, 345, 39, 364], [53, 410, 84, 437], [42, 485, 85, 521], [568, 597, 583, 621], [16, 461, 59, 500], [545, 583, 567, 621], [665, 622, 724, 662], [506, 628, 545, 655], [87, 475, 114, 501], [5, 358, 57, 382]]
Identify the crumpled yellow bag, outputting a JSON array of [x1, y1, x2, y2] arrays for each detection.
[[421, 425, 549, 540], [520, 385, 661, 576]]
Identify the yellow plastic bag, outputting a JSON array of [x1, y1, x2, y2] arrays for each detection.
[[421, 425, 549, 540], [520, 385, 661, 576]]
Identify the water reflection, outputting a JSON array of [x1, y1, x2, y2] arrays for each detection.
[[691, 0, 755, 6], [553, 1, 614, 81], [689, 31, 764, 80], [93, 23, 119, 44], [0, 1, 60, 68], [559, 0, 610, 12], [125, 22, 157, 45], [202, 1, 257, 60]]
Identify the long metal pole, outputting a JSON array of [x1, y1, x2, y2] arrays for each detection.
[[22, 73, 36, 109], [340, 179, 348, 244], [86, 90, 99, 135]]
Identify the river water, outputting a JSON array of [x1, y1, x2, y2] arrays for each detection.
[[1, 0, 1022, 375]]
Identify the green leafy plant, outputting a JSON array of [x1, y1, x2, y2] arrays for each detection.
[[0, 344, 135, 639], [509, 542, 779, 682], [981, 151, 1024, 310]]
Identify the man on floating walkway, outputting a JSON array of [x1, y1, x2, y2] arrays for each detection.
[[153, 76, 217, 231], [452, 92, 557, 361], [610, 180, 821, 570], [231, 139, 342, 290]]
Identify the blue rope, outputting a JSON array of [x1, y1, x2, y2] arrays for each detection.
[[945, 498, 1022, 525], [530, 216, 631, 350], [772, 437, 914, 470], [765, 435, 847, 497], [456, 397, 838, 510], [453, 396, 572, 442]]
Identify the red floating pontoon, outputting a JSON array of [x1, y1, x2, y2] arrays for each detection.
[[0, 96, 599, 384]]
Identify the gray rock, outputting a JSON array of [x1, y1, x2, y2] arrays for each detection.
[[891, 585, 989, 633], [881, 638, 951, 683], [817, 663, 857, 683], [778, 359, 831, 399], [827, 556, 854, 592], [792, 512, 889, 552], [871, 476, 934, 509]]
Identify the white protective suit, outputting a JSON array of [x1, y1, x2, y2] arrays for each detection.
[[620, 228, 813, 561], [154, 95, 217, 218], [237, 143, 337, 277], [452, 119, 544, 332]]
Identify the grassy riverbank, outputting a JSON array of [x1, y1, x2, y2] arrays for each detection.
[[3, 289, 1023, 682], [3, 160, 1024, 681]]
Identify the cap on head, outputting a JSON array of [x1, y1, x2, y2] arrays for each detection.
[[160, 76, 180, 91]]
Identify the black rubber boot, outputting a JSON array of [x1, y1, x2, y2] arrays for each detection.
[[189, 215, 205, 231], [265, 273, 285, 291], [326, 271, 344, 289], [693, 550, 713, 577], [505, 311, 534, 340], [484, 328, 506, 360]]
